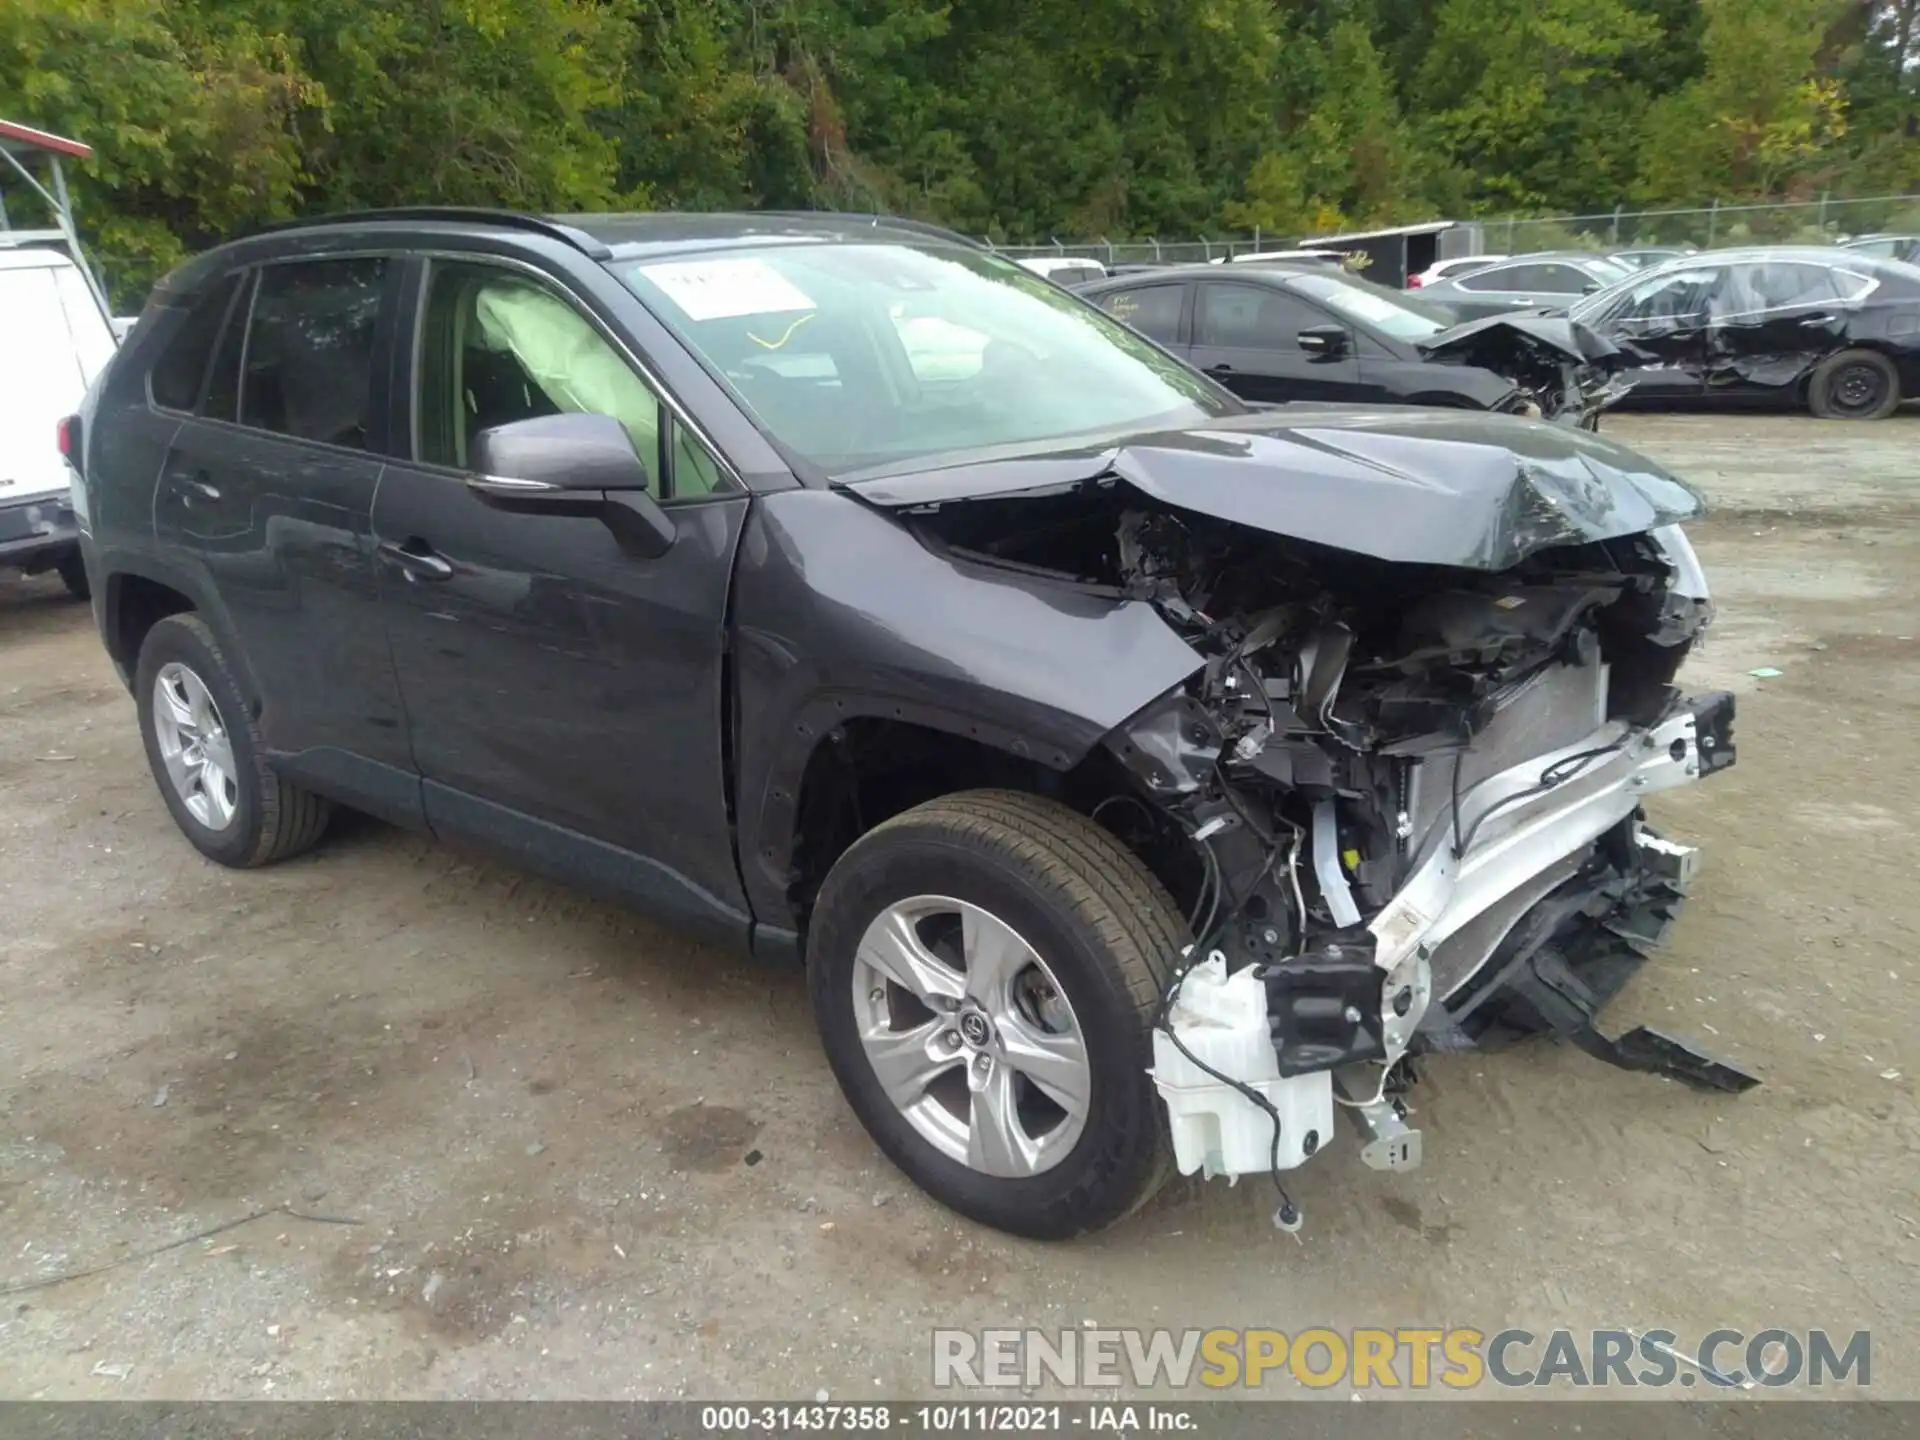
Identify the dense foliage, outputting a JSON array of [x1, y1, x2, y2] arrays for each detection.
[[4, 0, 1917, 302]]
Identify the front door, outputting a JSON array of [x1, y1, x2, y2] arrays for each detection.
[[372, 257, 752, 944], [1599, 266, 1719, 403], [1188, 282, 1365, 403], [151, 255, 416, 818]]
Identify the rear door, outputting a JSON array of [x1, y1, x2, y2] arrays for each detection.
[[1088, 282, 1189, 352], [1702, 261, 1867, 399], [1187, 281, 1365, 402], [369, 255, 752, 945], [0, 258, 115, 507], [151, 254, 416, 818]]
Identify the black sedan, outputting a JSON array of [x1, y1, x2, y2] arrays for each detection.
[[1078, 264, 1626, 424], [1569, 246, 1920, 420]]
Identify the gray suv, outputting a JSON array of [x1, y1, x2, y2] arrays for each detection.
[[69, 208, 1749, 1238]]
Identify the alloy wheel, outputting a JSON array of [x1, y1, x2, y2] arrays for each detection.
[[851, 895, 1092, 1178], [151, 661, 239, 831]]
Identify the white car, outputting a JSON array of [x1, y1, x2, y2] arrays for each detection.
[[1212, 248, 1348, 270], [1, 247, 116, 598], [1409, 254, 1507, 289], [1015, 256, 1108, 288]]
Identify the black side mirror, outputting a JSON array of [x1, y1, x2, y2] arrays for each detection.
[[466, 412, 675, 559], [470, 412, 651, 492], [1297, 324, 1348, 358]]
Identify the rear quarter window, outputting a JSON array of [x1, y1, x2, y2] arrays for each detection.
[[149, 273, 244, 412]]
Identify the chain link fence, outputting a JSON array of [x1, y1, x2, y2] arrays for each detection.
[[983, 194, 1920, 267], [1488, 193, 1920, 253]]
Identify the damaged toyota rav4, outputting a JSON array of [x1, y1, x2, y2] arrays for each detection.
[[73, 211, 1752, 1242]]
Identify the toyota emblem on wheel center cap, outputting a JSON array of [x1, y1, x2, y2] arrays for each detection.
[[959, 1011, 992, 1047]]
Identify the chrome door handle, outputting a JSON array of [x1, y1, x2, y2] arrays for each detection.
[[377, 539, 455, 581]]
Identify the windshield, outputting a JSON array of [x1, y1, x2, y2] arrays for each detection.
[[1286, 272, 1457, 341], [616, 243, 1237, 474]]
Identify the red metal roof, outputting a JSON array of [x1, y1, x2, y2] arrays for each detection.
[[0, 120, 93, 160]]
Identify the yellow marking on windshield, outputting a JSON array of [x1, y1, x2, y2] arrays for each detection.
[[748, 311, 816, 350]]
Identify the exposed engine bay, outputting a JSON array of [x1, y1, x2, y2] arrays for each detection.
[[896, 453, 1756, 1220], [1419, 313, 1635, 428]]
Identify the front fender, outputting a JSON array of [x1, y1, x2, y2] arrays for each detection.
[[731, 490, 1203, 926]]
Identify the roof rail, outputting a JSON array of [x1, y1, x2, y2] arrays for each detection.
[[246, 207, 612, 259], [754, 210, 989, 251]]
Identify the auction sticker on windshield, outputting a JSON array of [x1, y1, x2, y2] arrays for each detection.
[[642, 258, 817, 321]]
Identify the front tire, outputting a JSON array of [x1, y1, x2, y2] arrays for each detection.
[[808, 790, 1182, 1239], [135, 613, 332, 867], [1807, 348, 1900, 420]]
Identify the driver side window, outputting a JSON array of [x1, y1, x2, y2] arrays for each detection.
[[416, 261, 724, 499], [1614, 268, 1720, 324]]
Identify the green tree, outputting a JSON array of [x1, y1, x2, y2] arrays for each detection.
[[0, 0, 312, 300], [1636, 0, 1856, 203]]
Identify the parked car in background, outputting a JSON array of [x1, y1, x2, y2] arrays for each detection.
[[1841, 234, 1920, 266], [1407, 254, 1505, 288], [1015, 255, 1108, 288], [1, 120, 117, 600], [1415, 251, 1633, 320], [1570, 246, 1920, 420], [1609, 246, 1697, 271], [72, 208, 1742, 1238], [1078, 264, 1630, 425], [1, 247, 116, 598]]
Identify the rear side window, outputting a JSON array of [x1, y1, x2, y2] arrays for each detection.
[[1453, 266, 1510, 292], [1096, 285, 1183, 343], [239, 258, 389, 450], [1468, 263, 1568, 292], [149, 273, 243, 412], [1529, 264, 1594, 294]]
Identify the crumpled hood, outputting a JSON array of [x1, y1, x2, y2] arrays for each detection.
[[840, 408, 1703, 571], [1417, 313, 1628, 370]]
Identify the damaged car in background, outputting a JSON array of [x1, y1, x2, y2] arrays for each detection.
[[1571, 246, 1920, 420], [1079, 264, 1634, 429], [78, 211, 1751, 1245]]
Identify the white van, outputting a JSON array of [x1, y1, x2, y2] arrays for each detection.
[[0, 246, 114, 597]]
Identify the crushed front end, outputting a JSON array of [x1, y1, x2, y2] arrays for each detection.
[[849, 408, 1757, 1209], [1419, 314, 1635, 429], [1098, 513, 1754, 1191]]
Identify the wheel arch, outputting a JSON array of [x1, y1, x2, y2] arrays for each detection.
[[765, 698, 1206, 954], [99, 555, 259, 708]]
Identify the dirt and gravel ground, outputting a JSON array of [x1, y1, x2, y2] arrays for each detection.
[[0, 411, 1915, 1402]]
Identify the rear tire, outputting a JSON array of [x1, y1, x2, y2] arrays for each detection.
[[1807, 348, 1899, 420], [135, 613, 332, 868], [55, 548, 89, 601], [808, 789, 1183, 1239]]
